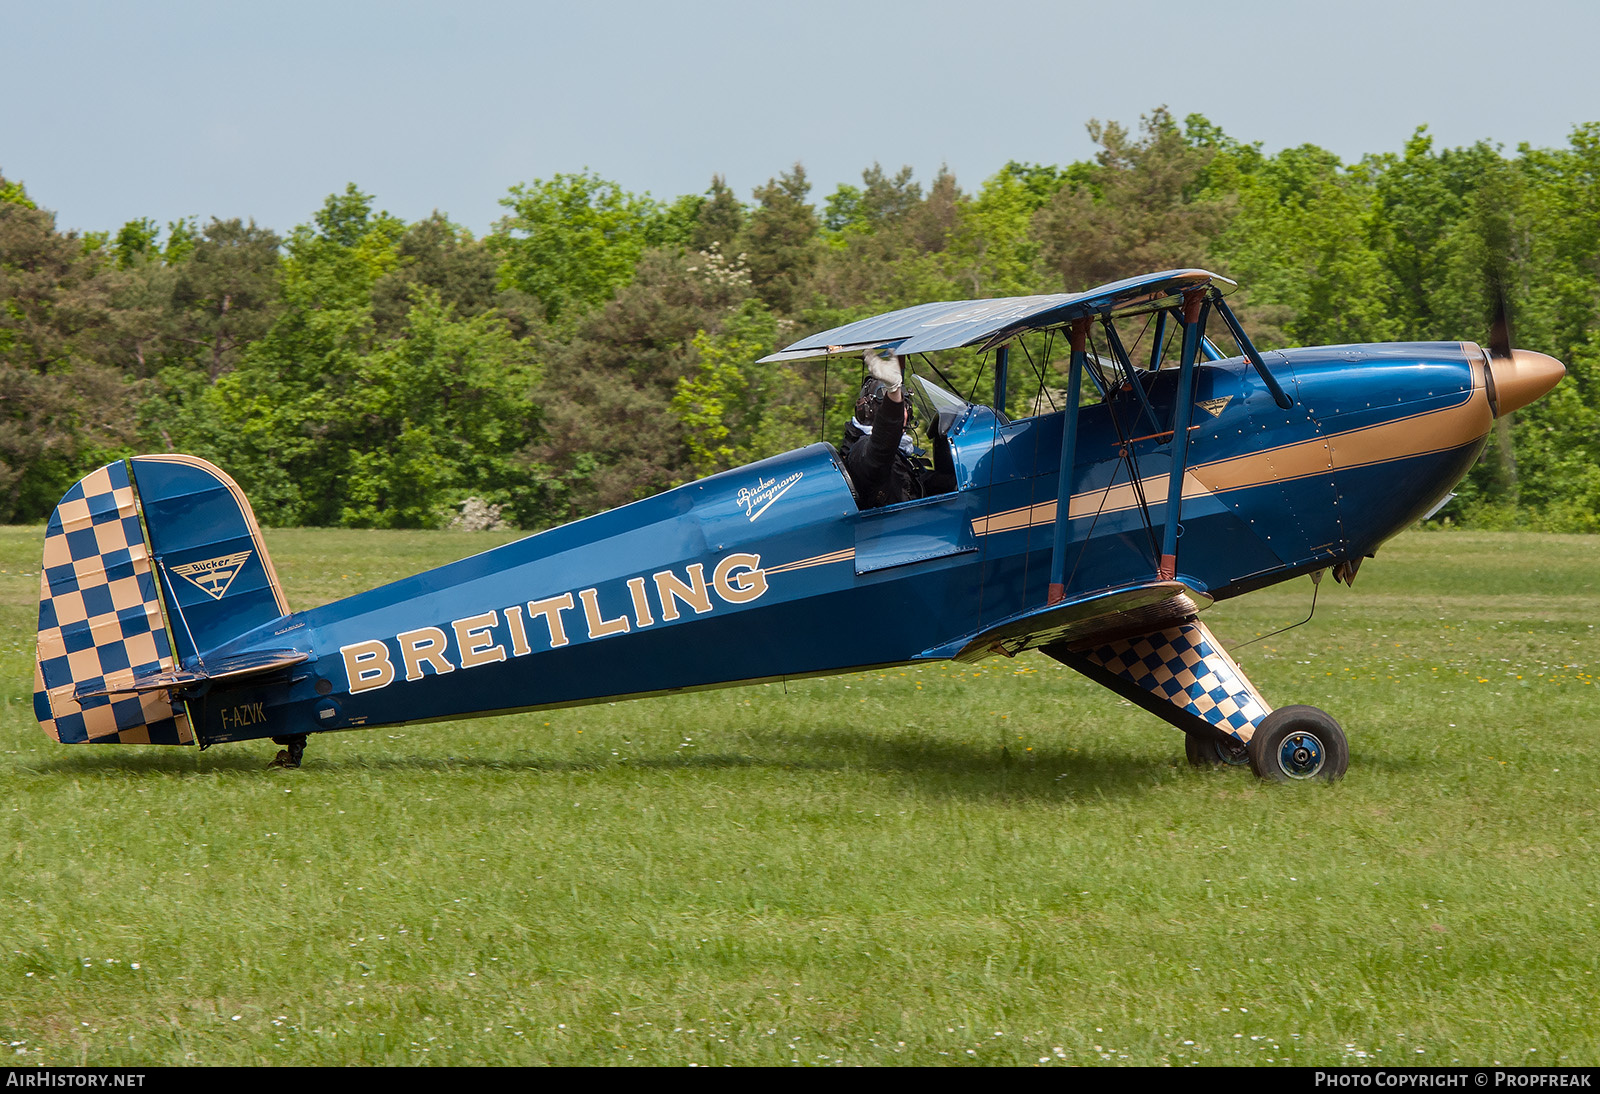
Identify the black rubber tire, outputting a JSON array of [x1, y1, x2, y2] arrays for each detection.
[[1185, 731, 1251, 768], [1247, 706, 1348, 782]]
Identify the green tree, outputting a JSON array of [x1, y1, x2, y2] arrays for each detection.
[[690, 175, 744, 253], [1034, 107, 1232, 292], [1368, 128, 1502, 339], [168, 218, 284, 380], [0, 177, 134, 520], [0, 174, 37, 209], [179, 188, 402, 522], [334, 292, 539, 527], [492, 171, 661, 323], [526, 246, 753, 522], [111, 218, 161, 269], [742, 165, 822, 316], [810, 166, 962, 315], [670, 299, 819, 477], [371, 213, 498, 337], [1212, 144, 1398, 346], [948, 168, 1042, 297], [994, 160, 1075, 209]]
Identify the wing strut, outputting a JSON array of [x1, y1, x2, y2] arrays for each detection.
[[1147, 309, 1168, 370], [1211, 294, 1294, 409], [1046, 317, 1090, 604], [1159, 289, 1208, 580], [1095, 322, 1161, 560], [1100, 314, 1161, 434]]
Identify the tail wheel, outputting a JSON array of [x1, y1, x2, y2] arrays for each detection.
[[1185, 732, 1250, 768], [1247, 706, 1348, 782], [269, 734, 307, 770]]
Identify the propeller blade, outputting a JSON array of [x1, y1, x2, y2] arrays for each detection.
[[1483, 264, 1565, 417], [1487, 274, 1513, 359]]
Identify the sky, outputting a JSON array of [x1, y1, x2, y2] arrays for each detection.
[[4, 0, 1599, 238]]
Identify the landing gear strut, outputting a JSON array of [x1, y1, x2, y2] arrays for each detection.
[[269, 734, 307, 769], [1044, 622, 1350, 784]]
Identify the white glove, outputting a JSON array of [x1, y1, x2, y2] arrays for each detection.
[[864, 349, 903, 394]]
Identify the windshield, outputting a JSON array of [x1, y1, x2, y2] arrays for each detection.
[[909, 373, 969, 435]]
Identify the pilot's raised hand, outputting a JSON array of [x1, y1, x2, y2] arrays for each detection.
[[864, 349, 903, 396]]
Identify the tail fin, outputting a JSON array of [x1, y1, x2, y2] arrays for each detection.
[[127, 455, 289, 664], [32, 455, 290, 745]]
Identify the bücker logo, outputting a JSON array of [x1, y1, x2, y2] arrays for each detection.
[[737, 472, 802, 522], [172, 551, 252, 600]]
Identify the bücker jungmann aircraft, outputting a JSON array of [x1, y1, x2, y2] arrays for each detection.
[[31, 270, 1565, 780]]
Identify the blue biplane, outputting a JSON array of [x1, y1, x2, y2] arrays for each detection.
[[30, 269, 1565, 780]]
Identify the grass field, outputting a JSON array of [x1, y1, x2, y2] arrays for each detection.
[[1, 526, 1596, 1066]]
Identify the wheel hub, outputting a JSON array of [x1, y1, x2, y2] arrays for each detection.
[[1276, 732, 1324, 779]]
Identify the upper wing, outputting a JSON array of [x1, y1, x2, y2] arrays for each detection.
[[758, 269, 1234, 364]]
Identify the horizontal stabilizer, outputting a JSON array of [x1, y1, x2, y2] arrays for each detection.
[[72, 649, 309, 702], [931, 580, 1211, 663]]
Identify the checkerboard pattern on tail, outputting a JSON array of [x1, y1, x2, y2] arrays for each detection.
[[1081, 620, 1270, 738], [32, 461, 192, 745]]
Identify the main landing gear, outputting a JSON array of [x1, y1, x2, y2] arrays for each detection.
[[1183, 706, 1349, 782], [1045, 621, 1351, 784], [269, 734, 307, 769], [1244, 706, 1348, 782]]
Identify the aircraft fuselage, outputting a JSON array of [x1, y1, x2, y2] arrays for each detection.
[[187, 341, 1493, 746]]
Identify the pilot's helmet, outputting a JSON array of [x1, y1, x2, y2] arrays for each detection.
[[855, 377, 887, 425], [854, 377, 915, 430]]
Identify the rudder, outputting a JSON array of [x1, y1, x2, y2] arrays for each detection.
[[128, 455, 290, 665]]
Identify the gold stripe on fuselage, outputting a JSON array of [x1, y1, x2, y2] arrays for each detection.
[[1192, 368, 1489, 494], [969, 368, 1491, 538], [765, 548, 856, 575]]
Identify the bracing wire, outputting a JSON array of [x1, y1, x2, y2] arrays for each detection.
[[1124, 311, 1155, 355], [1095, 318, 1160, 558], [1056, 326, 1122, 594], [914, 352, 961, 397], [1089, 324, 1155, 560], [967, 350, 990, 405], [1062, 461, 1119, 595], [1159, 308, 1182, 368], [1015, 335, 1055, 415], [1039, 328, 1055, 414]]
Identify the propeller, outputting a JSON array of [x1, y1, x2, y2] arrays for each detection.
[[1487, 273, 1513, 362], [1481, 267, 1563, 418]]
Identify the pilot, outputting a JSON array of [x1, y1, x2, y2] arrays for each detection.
[[843, 350, 951, 508]]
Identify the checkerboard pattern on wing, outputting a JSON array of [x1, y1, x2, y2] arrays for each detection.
[[31, 461, 193, 745], [1082, 621, 1270, 738]]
